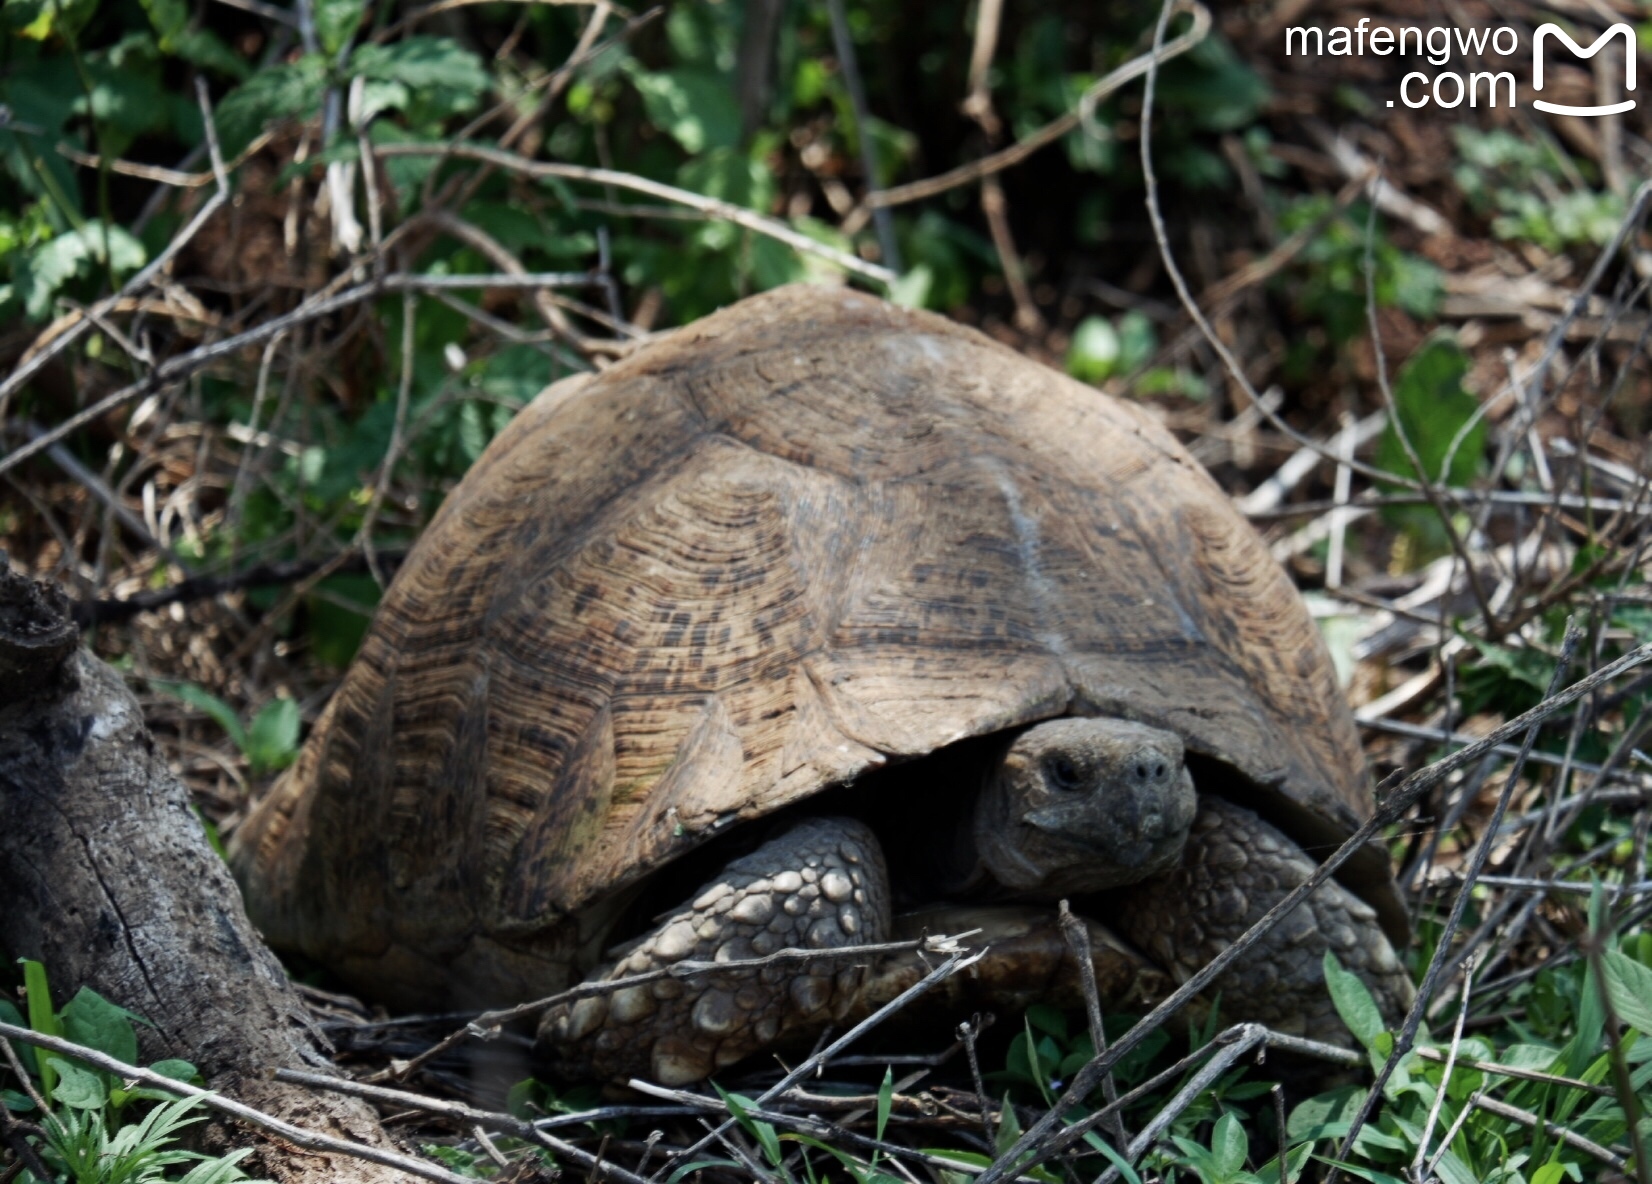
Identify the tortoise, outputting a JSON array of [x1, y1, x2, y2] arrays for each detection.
[[230, 284, 1411, 1086]]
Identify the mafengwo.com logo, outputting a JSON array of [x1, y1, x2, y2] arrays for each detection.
[[1285, 21, 1635, 115]]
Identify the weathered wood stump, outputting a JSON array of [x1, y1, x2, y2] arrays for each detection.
[[0, 565, 407, 1184]]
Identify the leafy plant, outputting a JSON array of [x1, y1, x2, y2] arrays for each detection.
[[152, 686, 300, 776], [1453, 128, 1624, 251], [2, 963, 265, 1184], [1277, 925, 1652, 1184], [1374, 333, 1485, 560], [1275, 197, 1443, 349], [1066, 312, 1154, 385]]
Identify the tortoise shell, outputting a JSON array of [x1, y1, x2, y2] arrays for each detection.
[[233, 284, 1402, 1008]]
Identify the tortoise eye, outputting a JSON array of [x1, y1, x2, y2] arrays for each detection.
[[1045, 756, 1084, 791]]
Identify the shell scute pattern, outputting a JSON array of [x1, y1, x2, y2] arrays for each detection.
[[232, 285, 1376, 1010]]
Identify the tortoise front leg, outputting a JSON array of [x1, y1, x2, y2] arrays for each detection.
[[538, 817, 891, 1085], [1114, 798, 1413, 1041]]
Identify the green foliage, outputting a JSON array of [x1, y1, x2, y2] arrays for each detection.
[[1454, 128, 1625, 251], [1375, 333, 1485, 558], [152, 685, 300, 776], [3, 965, 262, 1184], [213, 55, 328, 153], [138, 0, 246, 79], [1170, 1111, 1310, 1184], [1267, 924, 1652, 1184], [627, 66, 741, 155], [1066, 312, 1156, 385], [1276, 197, 1443, 346], [1456, 635, 1556, 721], [5, 0, 98, 43], [13, 222, 145, 319]]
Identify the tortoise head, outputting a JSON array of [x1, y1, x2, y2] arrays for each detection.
[[974, 717, 1197, 897]]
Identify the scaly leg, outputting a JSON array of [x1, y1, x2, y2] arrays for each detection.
[[1115, 798, 1413, 1041], [538, 817, 891, 1085]]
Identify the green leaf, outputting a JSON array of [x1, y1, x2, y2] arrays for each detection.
[[21, 958, 58, 1101], [1324, 951, 1386, 1052], [14, 221, 147, 319], [1603, 948, 1652, 1035], [1088, 1138, 1143, 1184], [1377, 333, 1481, 486], [1530, 1163, 1568, 1184], [711, 1085, 782, 1169], [678, 146, 774, 216], [889, 265, 932, 309], [1066, 316, 1120, 383], [215, 54, 327, 154], [111, 1058, 201, 1108], [1212, 1112, 1247, 1178], [1567, 952, 1606, 1078], [1288, 1084, 1366, 1142], [175, 1146, 259, 1184], [628, 66, 741, 154], [1314, 1159, 1407, 1184], [875, 1066, 893, 1143], [666, 1160, 741, 1184], [60, 986, 141, 1066], [1024, 1004, 1067, 1041], [156, 682, 249, 752], [43, 1055, 107, 1109], [1115, 310, 1158, 373], [305, 574, 380, 669], [246, 698, 301, 775], [1258, 1143, 1313, 1184], [139, 0, 248, 77], [351, 37, 488, 102], [995, 1091, 1022, 1158], [313, 0, 365, 56], [5, 0, 97, 41]]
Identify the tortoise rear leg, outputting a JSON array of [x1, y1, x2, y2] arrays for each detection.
[[538, 817, 891, 1085], [1115, 798, 1413, 1041]]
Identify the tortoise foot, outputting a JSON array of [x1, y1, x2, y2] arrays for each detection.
[[537, 817, 891, 1085], [1116, 798, 1414, 1043]]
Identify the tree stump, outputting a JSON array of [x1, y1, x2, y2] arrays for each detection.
[[0, 566, 409, 1183]]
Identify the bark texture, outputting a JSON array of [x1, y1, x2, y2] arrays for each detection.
[[0, 566, 408, 1184]]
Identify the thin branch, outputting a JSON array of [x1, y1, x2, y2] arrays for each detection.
[[1468, 1092, 1630, 1173], [824, 0, 899, 271], [974, 637, 1652, 1184], [274, 1070, 657, 1184], [374, 142, 895, 286], [0, 85, 232, 421], [1096, 1024, 1269, 1183], [0, 270, 599, 482], [0, 1022, 473, 1184], [1360, 182, 1498, 633], [1058, 903, 1126, 1150], [386, 931, 977, 1083], [865, 2, 1211, 210], [652, 948, 987, 1180], [1330, 622, 1585, 1179], [1133, 0, 1427, 491]]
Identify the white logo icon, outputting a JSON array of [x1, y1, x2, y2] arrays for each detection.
[[1532, 23, 1636, 116]]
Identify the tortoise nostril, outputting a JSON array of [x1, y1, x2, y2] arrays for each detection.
[[1134, 763, 1149, 781], [1153, 762, 1167, 779]]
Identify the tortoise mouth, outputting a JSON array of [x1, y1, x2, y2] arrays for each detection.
[[1022, 817, 1187, 873]]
